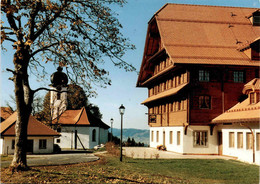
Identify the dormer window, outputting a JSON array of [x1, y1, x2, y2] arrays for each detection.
[[250, 93, 255, 104], [253, 13, 260, 26], [247, 10, 260, 26], [249, 92, 260, 104]]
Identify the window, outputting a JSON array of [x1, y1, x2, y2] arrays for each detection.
[[39, 139, 47, 149], [199, 96, 211, 109], [237, 132, 243, 149], [57, 127, 61, 132], [247, 133, 253, 149], [194, 131, 207, 147], [250, 93, 255, 104], [92, 129, 96, 142], [12, 139, 15, 149], [199, 70, 209, 82], [253, 14, 260, 26], [257, 133, 260, 151], [177, 131, 181, 145], [233, 71, 244, 83], [169, 131, 173, 144], [156, 131, 159, 142], [151, 131, 154, 142], [229, 132, 234, 148], [56, 139, 61, 143], [177, 101, 181, 111]]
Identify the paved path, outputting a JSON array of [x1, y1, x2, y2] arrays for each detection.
[[1, 153, 99, 168], [124, 147, 236, 160]]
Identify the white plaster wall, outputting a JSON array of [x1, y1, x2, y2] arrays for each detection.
[[99, 128, 108, 144], [149, 127, 184, 153], [220, 124, 260, 165], [149, 126, 218, 154], [55, 126, 90, 149], [55, 126, 109, 149], [89, 127, 98, 149], [183, 126, 218, 154], [0, 139, 3, 154], [1, 137, 54, 154]]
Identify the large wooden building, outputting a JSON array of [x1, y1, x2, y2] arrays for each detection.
[[137, 4, 259, 157]]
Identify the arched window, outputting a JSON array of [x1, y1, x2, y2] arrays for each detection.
[[92, 129, 96, 142]]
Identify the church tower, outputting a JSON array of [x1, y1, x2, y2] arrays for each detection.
[[50, 67, 68, 120]]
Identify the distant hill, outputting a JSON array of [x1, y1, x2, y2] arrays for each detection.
[[112, 128, 150, 145]]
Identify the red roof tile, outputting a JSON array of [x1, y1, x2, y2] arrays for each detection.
[[1, 112, 60, 136]]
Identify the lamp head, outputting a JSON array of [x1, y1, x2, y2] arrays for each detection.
[[119, 104, 125, 115]]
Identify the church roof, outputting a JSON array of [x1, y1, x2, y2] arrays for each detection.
[[1, 112, 60, 136], [137, 4, 260, 86], [212, 78, 260, 124], [52, 107, 110, 129]]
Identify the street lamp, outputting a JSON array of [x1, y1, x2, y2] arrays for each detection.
[[119, 104, 125, 162], [110, 118, 114, 141]]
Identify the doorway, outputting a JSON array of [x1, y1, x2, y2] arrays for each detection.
[[26, 140, 34, 153], [218, 132, 223, 155]]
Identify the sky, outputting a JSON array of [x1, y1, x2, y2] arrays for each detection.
[[1, 0, 260, 130]]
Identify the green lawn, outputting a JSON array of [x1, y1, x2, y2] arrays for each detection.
[[1, 154, 259, 183]]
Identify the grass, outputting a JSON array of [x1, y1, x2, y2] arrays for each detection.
[[1, 153, 259, 184]]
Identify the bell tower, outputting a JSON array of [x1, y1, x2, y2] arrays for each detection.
[[50, 67, 68, 119]]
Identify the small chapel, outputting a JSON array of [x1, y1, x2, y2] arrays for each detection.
[[49, 67, 110, 150]]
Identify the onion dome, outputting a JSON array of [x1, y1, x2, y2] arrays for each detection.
[[50, 67, 68, 87]]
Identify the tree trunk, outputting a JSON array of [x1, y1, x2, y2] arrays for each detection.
[[10, 47, 33, 171]]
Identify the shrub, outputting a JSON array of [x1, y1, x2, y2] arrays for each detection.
[[105, 142, 120, 156]]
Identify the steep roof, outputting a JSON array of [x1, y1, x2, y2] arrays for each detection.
[[52, 107, 110, 129], [0, 107, 13, 121], [1, 112, 60, 136], [137, 4, 260, 86], [212, 78, 260, 124]]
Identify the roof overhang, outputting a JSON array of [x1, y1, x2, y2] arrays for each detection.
[[142, 82, 188, 104]]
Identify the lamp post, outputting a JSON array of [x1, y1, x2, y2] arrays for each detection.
[[119, 104, 125, 162], [110, 118, 114, 141]]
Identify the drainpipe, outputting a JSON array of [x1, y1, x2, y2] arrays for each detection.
[[240, 123, 255, 163]]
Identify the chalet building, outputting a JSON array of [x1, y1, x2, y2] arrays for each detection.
[[137, 4, 260, 157], [50, 67, 110, 150]]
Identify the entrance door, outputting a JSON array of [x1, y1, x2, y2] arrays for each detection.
[[163, 131, 166, 146], [218, 132, 223, 155], [26, 140, 34, 153]]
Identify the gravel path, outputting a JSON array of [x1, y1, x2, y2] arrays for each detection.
[[123, 147, 236, 160]]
